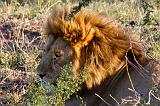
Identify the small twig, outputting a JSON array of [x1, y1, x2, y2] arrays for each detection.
[[28, 36, 41, 46], [95, 93, 111, 106], [0, 30, 14, 51], [128, 88, 141, 106], [146, 90, 160, 105], [125, 56, 140, 102], [45, 0, 62, 14], [0, 74, 12, 85], [109, 94, 120, 105]]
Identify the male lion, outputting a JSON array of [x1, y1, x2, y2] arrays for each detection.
[[37, 5, 160, 106]]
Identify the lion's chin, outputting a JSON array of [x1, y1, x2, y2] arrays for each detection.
[[42, 77, 57, 84]]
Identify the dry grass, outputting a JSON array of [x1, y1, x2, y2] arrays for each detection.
[[0, 0, 160, 105]]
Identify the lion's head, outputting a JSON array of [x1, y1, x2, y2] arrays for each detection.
[[37, 5, 147, 88]]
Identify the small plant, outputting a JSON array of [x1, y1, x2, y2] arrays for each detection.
[[140, 0, 158, 25], [0, 50, 26, 70], [53, 62, 87, 106], [21, 62, 87, 106], [19, 83, 51, 106]]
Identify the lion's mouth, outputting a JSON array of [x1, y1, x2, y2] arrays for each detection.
[[37, 77, 57, 87], [42, 76, 58, 84]]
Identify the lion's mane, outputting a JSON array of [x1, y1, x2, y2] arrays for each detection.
[[46, 6, 148, 88]]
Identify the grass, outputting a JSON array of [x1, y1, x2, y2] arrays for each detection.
[[0, 0, 160, 105]]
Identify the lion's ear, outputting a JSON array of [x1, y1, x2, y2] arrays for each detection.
[[51, 3, 68, 19]]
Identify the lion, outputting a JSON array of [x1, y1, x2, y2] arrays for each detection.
[[37, 5, 160, 105]]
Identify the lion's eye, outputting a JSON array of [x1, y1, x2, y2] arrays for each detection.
[[55, 52, 62, 57], [52, 51, 63, 61]]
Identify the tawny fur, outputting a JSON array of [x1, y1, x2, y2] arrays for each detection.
[[44, 5, 149, 88]]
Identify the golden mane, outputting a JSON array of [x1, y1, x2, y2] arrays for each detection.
[[46, 6, 148, 88]]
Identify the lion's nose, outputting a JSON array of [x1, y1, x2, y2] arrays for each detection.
[[38, 74, 46, 79]]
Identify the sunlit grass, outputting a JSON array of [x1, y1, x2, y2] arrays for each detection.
[[0, 0, 159, 105]]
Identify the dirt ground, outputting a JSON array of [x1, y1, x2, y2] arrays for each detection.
[[0, 17, 43, 105]]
